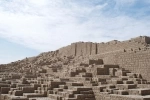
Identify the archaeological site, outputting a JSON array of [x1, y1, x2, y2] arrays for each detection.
[[1, 36, 150, 100]]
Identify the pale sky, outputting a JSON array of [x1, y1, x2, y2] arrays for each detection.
[[0, 0, 150, 64]]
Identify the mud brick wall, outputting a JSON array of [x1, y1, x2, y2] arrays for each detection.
[[58, 36, 150, 81], [91, 49, 150, 81], [58, 36, 148, 57], [94, 93, 143, 100], [131, 36, 150, 44], [97, 40, 145, 54], [115, 50, 150, 82], [59, 42, 93, 56]]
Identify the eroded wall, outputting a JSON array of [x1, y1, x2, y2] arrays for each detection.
[[58, 36, 150, 81], [58, 36, 148, 57], [91, 49, 150, 81]]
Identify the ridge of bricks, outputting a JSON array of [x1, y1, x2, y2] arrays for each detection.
[[1, 36, 150, 100]]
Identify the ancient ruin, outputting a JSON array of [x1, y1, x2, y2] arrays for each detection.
[[1, 36, 150, 100]]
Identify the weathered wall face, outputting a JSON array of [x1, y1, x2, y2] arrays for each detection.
[[58, 37, 147, 57], [116, 51, 150, 81], [131, 36, 150, 44], [58, 36, 150, 81], [59, 42, 94, 56], [91, 49, 150, 81]]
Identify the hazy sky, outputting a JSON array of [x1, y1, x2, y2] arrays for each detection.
[[0, 0, 150, 64]]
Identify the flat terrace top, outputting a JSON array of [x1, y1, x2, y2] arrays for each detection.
[[110, 94, 150, 99], [29, 97, 52, 100]]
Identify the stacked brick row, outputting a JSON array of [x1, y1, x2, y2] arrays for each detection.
[[1, 59, 150, 100], [58, 36, 149, 57]]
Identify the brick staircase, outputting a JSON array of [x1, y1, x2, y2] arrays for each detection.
[[1, 59, 150, 100]]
